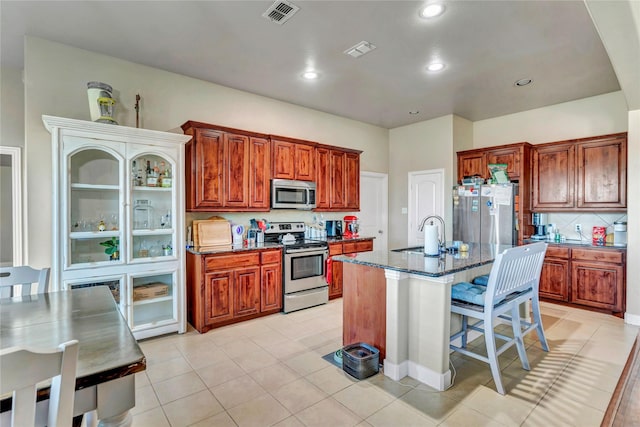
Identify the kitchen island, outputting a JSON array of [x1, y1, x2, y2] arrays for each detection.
[[334, 243, 511, 390]]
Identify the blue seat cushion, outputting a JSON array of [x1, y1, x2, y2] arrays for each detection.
[[451, 282, 487, 305], [472, 274, 490, 287]]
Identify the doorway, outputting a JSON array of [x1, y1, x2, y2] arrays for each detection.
[[0, 146, 22, 266], [408, 169, 444, 247], [359, 171, 388, 252]]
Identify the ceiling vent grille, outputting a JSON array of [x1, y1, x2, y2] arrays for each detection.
[[262, 0, 300, 25], [344, 41, 377, 58]]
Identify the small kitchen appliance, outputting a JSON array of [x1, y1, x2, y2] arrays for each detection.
[[613, 221, 627, 246], [343, 215, 359, 238], [325, 220, 343, 238], [531, 213, 548, 240], [270, 179, 316, 210]]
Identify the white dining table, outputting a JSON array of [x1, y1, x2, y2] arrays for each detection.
[[0, 286, 146, 427]]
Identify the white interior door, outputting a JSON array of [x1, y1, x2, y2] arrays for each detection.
[[408, 169, 444, 247], [359, 171, 388, 252]]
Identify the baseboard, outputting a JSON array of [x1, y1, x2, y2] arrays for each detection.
[[601, 331, 640, 426], [624, 312, 640, 326]]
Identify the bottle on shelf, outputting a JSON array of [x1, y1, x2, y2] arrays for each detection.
[[146, 160, 157, 187], [162, 163, 172, 188]]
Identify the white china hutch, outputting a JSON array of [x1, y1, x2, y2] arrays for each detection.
[[44, 115, 191, 339]]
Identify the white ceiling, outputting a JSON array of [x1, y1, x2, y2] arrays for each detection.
[[0, 1, 621, 129]]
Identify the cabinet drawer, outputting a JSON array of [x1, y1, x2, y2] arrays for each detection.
[[206, 253, 260, 270], [571, 248, 623, 264], [261, 250, 281, 264], [545, 246, 570, 259], [343, 240, 373, 254], [329, 243, 343, 256]]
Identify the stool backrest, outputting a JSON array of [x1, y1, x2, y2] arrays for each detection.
[[485, 242, 547, 306], [0, 266, 51, 298]]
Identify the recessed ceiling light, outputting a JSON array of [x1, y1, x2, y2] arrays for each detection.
[[302, 71, 319, 80], [515, 78, 533, 87], [426, 62, 445, 72], [420, 3, 445, 18]]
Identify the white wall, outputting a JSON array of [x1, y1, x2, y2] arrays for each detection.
[[388, 115, 455, 250], [22, 37, 389, 268], [626, 109, 639, 323], [0, 67, 25, 148], [473, 91, 628, 147]]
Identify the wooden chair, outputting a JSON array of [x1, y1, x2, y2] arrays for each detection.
[[0, 266, 51, 298], [449, 242, 548, 394], [0, 340, 79, 427]]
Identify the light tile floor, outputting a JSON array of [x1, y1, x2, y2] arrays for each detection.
[[132, 300, 638, 427]]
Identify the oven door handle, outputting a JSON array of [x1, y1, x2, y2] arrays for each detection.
[[285, 248, 328, 254]]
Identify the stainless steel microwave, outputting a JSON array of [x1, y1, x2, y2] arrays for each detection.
[[271, 179, 316, 210]]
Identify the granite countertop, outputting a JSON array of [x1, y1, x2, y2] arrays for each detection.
[[187, 242, 283, 255], [325, 236, 375, 244], [523, 239, 627, 250], [333, 243, 513, 278]]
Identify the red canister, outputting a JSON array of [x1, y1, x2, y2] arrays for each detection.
[[592, 226, 606, 246]]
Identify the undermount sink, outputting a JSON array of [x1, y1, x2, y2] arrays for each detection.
[[391, 246, 427, 255]]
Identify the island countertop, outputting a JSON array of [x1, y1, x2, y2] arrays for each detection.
[[333, 243, 514, 277]]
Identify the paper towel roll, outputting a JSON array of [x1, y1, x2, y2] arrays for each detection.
[[424, 224, 440, 256]]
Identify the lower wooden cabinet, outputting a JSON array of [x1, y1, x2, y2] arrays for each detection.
[[539, 245, 625, 315], [539, 246, 570, 301], [187, 248, 282, 333], [328, 239, 374, 299]]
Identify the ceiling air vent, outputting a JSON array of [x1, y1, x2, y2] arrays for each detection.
[[262, 0, 300, 25], [344, 41, 377, 58]]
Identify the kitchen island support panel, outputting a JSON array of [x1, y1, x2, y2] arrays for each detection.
[[342, 263, 387, 360]]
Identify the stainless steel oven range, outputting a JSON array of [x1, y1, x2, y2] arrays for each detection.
[[264, 221, 328, 313]]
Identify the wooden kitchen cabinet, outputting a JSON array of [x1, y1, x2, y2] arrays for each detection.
[[260, 250, 282, 312], [316, 146, 362, 211], [182, 121, 271, 212], [457, 151, 486, 183], [570, 248, 625, 313], [456, 142, 530, 184], [538, 244, 626, 316], [328, 238, 374, 299], [576, 134, 626, 209], [186, 248, 283, 333], [532, 133, 627, 211], [539, 246, 570, 302], [271, 137, 315, 181]]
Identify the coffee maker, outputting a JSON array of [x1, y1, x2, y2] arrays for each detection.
[[531, 213, 547, 240], [325, 220, 343, 238]]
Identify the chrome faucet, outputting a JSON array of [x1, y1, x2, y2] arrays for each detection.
[[419, 215, 446, 251]]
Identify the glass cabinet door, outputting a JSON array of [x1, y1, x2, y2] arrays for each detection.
[[129, 153, 176, 262], [67, 145, 124, 268], [129, 270, 177, 330]]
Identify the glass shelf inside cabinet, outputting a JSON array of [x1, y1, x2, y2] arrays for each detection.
[[132, 273, 175, 328], [69, 148, 121, 267], [69, 235, 122, 265]]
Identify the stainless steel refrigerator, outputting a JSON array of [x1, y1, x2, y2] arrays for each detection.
[[452, 183, 518, 245]]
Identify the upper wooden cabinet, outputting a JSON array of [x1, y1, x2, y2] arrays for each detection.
[[456, 142, 530, 184], [576, 134, 627, 209], [182, 121, 270, 212], [532, 133, 627, 211], [532, 143, 575, 210], [316, 146, 362, 211], [271, 137, 315, 181]]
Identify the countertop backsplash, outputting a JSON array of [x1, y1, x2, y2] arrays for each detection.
[[546, 212, 627, 242]]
